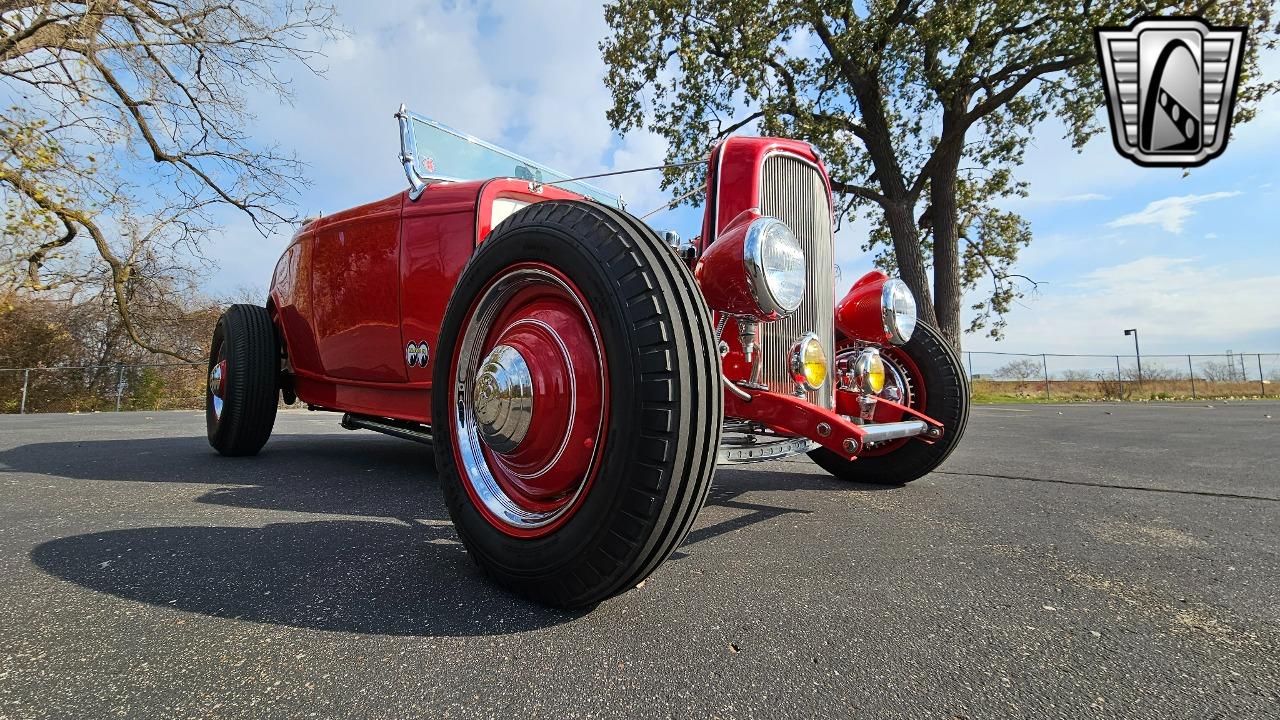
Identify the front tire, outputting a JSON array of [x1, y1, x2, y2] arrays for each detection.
[[433, 200, 722, 608], [809, 321, 969, 484], [206, 304, 279, 456]]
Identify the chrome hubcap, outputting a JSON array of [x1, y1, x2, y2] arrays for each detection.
[[472, 344, 534, 453], [453, 266, 606, 533], [208, 359, 226, 420]]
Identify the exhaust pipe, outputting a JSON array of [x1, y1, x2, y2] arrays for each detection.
[[341, 413, 433, 446]]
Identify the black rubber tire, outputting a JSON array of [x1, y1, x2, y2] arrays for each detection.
[[808, 321, 969, 485], [206, 304, 279, 456], [433, 200, 722, 608]]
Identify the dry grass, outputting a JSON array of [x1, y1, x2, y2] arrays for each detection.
[[7, 369, 1275, 413], [971, 378, 1274, 404]]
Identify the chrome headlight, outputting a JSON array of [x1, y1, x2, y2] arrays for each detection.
[[881, 279, 917, 345], [744, 217, 805, 319]]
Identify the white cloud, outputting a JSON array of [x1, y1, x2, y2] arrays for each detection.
[[966, 255, 1280, 354], [201, 213, 289, 296], [198, 0, 696, 292], [833, 213, 876, 292], [996, 116, 1147, 210], [1008, 190, 1111, 208], [1106, 191, 1241, 234], [597, 130, 679, 215], [189, 1, 1280, 363]]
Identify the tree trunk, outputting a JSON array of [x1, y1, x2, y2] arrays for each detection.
[[848, 80, 937, 331], [928, 117, 966, 351], [882, 201, 936, 330]]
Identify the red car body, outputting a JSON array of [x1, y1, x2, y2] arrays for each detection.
[[200, 108, 967, 605], [270, 179, 589, 425], [268, 137, 942, 461]]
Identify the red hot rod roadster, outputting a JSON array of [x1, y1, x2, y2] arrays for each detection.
[[205, 106, 969, 607]]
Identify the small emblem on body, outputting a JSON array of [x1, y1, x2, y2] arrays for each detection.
[[405, 341, 430, 368]]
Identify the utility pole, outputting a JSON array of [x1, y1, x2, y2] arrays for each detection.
[[1124, 329, 1142, 388], [114, 364, 125, 412], [966, 352, 975, 398], [1041, 354, 1050, 401]]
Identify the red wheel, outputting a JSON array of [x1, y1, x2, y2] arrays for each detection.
[[809, 321, 968, 484], [851, 341, 925, 458], [433, 200, 721, 608], [449, 262, 608, 537], [206, 304, 278, 456]]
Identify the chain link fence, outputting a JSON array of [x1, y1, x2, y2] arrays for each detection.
[[1, 363, 206, 414], [966, 352, 1279, 402], [2, 352, 1277, 413]]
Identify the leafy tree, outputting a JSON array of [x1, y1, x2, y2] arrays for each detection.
[[601, 0, 1278, 349], [1, 1, 339, 359]]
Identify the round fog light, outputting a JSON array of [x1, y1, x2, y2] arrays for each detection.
[[789, 333, 828, 391], [853, 349, 886, 394]]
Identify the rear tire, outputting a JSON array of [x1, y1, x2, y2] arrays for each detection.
[[433, 200, 721, 608], [809, 321, 968, 485], [206, 304, 279, 456]]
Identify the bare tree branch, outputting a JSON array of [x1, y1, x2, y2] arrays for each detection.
[[1, 0, 340, 357]]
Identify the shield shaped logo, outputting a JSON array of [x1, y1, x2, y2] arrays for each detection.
[[1095, 17, 1246, 167]]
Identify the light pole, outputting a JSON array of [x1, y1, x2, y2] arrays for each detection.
[[1124, 328, 1142, 387]]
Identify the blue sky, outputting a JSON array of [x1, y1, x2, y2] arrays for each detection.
[[207, 1, 1280, 359]]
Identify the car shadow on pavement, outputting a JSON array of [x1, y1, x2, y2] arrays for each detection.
[[29, 517, 583, 636], [10, 433, 891, 636], [1, 433, 440, 518]]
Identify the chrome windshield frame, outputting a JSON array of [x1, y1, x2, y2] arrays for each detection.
[[394, 104, 622, 207], [395, 105, 430, 200]]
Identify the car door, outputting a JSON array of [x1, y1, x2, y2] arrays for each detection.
[[309, 193, 407, 383]]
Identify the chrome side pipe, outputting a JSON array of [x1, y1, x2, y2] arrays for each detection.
[[341, 413, 433, 446]]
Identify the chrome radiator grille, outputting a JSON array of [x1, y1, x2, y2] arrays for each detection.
[[757, 154, 835, 408]]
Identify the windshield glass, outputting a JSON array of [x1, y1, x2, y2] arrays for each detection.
[[406, 115, 623, 208]]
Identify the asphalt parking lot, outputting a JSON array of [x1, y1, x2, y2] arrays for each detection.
[[1, 403, 1277, 719]]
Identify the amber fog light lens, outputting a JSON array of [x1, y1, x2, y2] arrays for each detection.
[[790, 333, 828, 391], [853, 349, 886, 394]]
